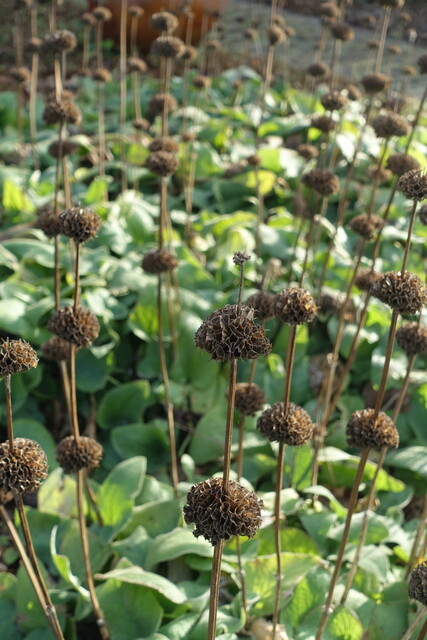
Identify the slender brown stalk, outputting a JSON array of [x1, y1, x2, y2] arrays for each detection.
[[97, 81, 106, 180], [403, 607, 427, 640], [84, 473, 104, 528], [405, 85, 427, 153], [222, 359, 238, 492], [406, 496, 427, 579], [375, 6, 391, 73], [119, 0, 128, 193], [5, 375, 14, 451], [416, 615, 427, 640], [73, 243, 81, 312], [207, 539, 225, 640], [53, 121, 65, 311], [373, 310, 399, 420]]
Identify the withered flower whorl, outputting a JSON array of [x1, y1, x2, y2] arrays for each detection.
[[321, 91, 348, 112], [386, 153, 420, 177], [330, 22, 354, 41], [245, 291, 276, 321], [56, 436, 103, 474], [419, 204, 427, 225], [127, 57, 147, 74], [0, 438, 48, 494], [148, 92, 178, 117], [93, 67, 112, 83], [150, 11, 179, 34], [346, 84, 362, 101], [319, 2, 340, 19], [193, 75, 211, 90], [257, 402, 314, 445], [302, 168, 339, 196], [47, 306, 100, 348], [42, 99, 82, 126], [348, 213, 384, 240], [354, 268, 382, 292], [396, 322, 427, 356], [361, 72, 392, 94], [0, 339, 38, 378], [128, 5, 144, 18], [183, 477, 263, 545], [310, 115, 336, 134], [372, 112, 410, 138], [398, 170, 427, 201], [132, 117, 150, 131], [82, 12, 96, 26], [297, 144, 319, 160], [41, 30, 78, 55], [59, 206, 102, 243], [48, 139, 78, 159], [408, 562, 427, 606], [181, 45, 198, 61], [9, 66, 31, 86], [91, 6, 112, 21], [146, 150, 179, 177], [148, 137, 179, 153], [233, 382, 265, 416], [40, 336, 71, 362], [307, 61, 329, 78], [36, 205, 61, 237], [346, 409, 399, 450], [274, 288, 318, 325], [317, 291, 342, 314], [142, 248, 178, 274], [151, 35, 185, 59], [194, 304, 271, 361], [372, 271, 427, 314], [418, 54, 427, 74], [366, 164, 391, 184], [266, 25, 286, 46]]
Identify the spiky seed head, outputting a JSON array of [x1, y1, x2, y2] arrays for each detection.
[[0, 438, 48, 494], [297, 144, 319, 160], [48, 139, 78, 159], [396, 322, 427, 355], [372, 112, 410, 138], [266, 25, 286, 46], [317, 291, 343, 314], [193, 74, 210, 90], [307, 61, 329, 78], [349, 213, 384, 240], [245, 291, 276, 321], [40, 336, 71, 361], [330, 22, 354, 41], [148, 137, 179, 153], [59, 206, 102, 243], [302, 168, 339, 196], [0, 340, 38, 378], [232, 383, 265, 416], [142, 248, 178, 274], [233, 251, 251, 266], [183, 477, 263, 545], [408, 562, 427, 606], [244, 27, 258, 41], [257, 402, 314, 445], [128, 5, 144, 18], [274, 288, 318, 325], [56, 436, 103, 474], [346, 84, 362, 101], [91, 6, 112, 21], [418, 54, 427, 74], [127, 57, 147, 74], [372, 271, 427, 314], [132, 117, 150, 131], [82, 11, 96, 26], [9, 66, 31, 85], [194, 304, 271, 361], [398, 170, 427, 201], [386, 153, 420, 176], [36, 205, 61, 237], [146, 150, 179, 177], [319, 1, 340, 18], [151, 35, 185, 59], [181, 45, 198, 61], [47, 306, 100, 348], [354, 269, 382, 292], [150, 11, 179, 34], [92, 67, 112, 83], [148, 92, 178, 117], [310, 115, 336, 134], [25, 37, 42, 53], [42, 99, 82, 126], [321, 91, 348, 111], [361, 72, 392, 94], [41, 30, 77, 55], [205, 39, 221, 51], [346, 409, 399, 450], [419, 204, 427, 225]]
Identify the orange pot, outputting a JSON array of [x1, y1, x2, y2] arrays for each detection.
[[87, 0, 229, 53]]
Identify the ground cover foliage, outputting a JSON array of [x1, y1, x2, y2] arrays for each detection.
[[0, 1, 426, 639]]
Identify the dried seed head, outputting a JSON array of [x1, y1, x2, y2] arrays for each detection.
[[245, 291, 276, 321], [349, 213, 384, 240], [36, 205, 61, 237], [181, 45, 198, 61], [151, 35, 185, 59], [398, 170, 427, 201], [0, 438, 48, 494], [302, 168, 339, 196], [194, 304, 272, 361], [82, 11, 96, 26], [418, 54, 427, 74], [319, 2, 340, 18], [233, 383, 265, 416], [297, 144, 319, 160], [127, 57, 147, 74], [396, 322, 427, 355], [193, 74, 211, 90], [47, 306, 100, 348], [247, 154, 261, 166], [367, 39, 380, 49], [0, 488, 13, 504], [150, 11, 179, 34], [266, 25, 286, 46], [346, 84, 362, 101], [233, 251, 251, 266], [93, 67, 112, 83], [354, 268, 382, 292], [408, 562, 427, 606], [0, 339, 38, 378], [366, 164, 392, 183], [346, 409, 399, 450], [244, 27, 258, 41], [40, 336, 71, 361], [59, 206, 102, 243], [42, 99, 82, 126], [41, 30, 78, 55], [372, 112, 410, 138], [257, 402, 314, 445], [128, 5, 144, 18], [310, 115, 336, 134], [372, 271, 427, 314], [148, 92, 178, 117], [142, 248, 178, 274], [48, 139, 78, 159], [205, 39, 221, 51], [182, 131, 196, 143], [307, 61, 329, 78], [148, 137, 179, 153], [183, 477, 263, 545], [386, 153, 420, 176], [387, 44, 401, 54], [91, 6, 112, 21], [321, 90, 348, 111], [25, 37, 42, 53], [419, 204, 427, 225], [56, 436, 103, 474], [361, 72, 392, 94], [9, 66, 31, 86], [330, 22, 354, 41], [274, 288, 318, 325], [402, 64, 417, 76], [146, 150, 179, 177], [132, 117, 149, 131]]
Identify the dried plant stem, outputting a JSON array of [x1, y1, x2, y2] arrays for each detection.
[[207, 539, 225, 640], [236, 358, 257, 481], [73, 243, 81, 312], [5, 375, 14, 451], [375, 6, 391, 73], [272, 442, 286, 637], [316, 448, 370, 640], [401, 200, 418, 275], [405, 85, 427, 153], [29, 50, 40, 170], [416, 615, 427, 640], [53, 121, 65, 311], [402, 605, 427, 640], [373, 309, 399, 420], [161, 58, 173, 137], [307, 196, 329, 285], [299, 212, 317, 288], [69, 345, 80, 441], [84, 473, 104, 528], [119, 0, 128, 193], [366, 141, 389, 217], [406, 496, 427, 579], [97, 81, 106, 179], [82, 22, 91, 74], [223, 359, 238, 492], [132, 71, 142, 121]]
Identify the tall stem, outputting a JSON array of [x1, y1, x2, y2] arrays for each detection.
[[373, 310, 399, 420], [5, 374, 14, 451], [207, 539, 225, 640], [416, 615, 427, 640], [73, 242, 80, 312], [375, 7, 391, 73], [223, 359, 238, 493], [401, 200, 418, 276], [119, 0, 128, 193], [272, 442, 285, 637]]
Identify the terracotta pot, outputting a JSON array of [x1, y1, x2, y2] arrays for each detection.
[[87, 0, 229, 53]]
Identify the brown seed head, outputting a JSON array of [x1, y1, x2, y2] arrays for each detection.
[[183, 477, 263, 545], [41, 30, 77, 55], [245, 291, 276, 321], [233, 251, 251, 266], [56, 436, 103, 474], [193, 74, 211, 90], [47, 306, 100, 348], [194, 304, 271, 361], [297, 144, 319, 160], [128, 5, 144, 18], [59, 206, 102, 243], [319, 1, 340, 18], [257, 402, 314, 445], [349, 213, 384, 240], [82, 12, 96, 26], [205, 39, 221, 51], [48, 139, 78, 159], [274, 288, 318, 325], [321, 90, 348, 112], [368, 39, 380, 49], [396, 322, 427, 356], [91, 6, 112, 21], [387, 44, 401, 54], [151, 35, 185, 59], [402, 64, 417, 76], [148, 92, 178, 117], [244, 27, 258, 41], [150, 11, 179, 34], [149, 137, 179, 154], [266, 25, 286, 46], [378, 0, 405, 7], [132, 118, 150, 131], [246, 153, 261, 166], [330, 22, 354, 41], [372, 271, 427, 314], [36, 205, 61, 237], [386, 153, 420, 176], [366, 164, 392, 183], [40, 336, 71, 362], [93, 67, 112, 83], [302, 168, 339, 196], [233, 383, 265, 416], [127, 57, 147, 74], [307, 61, 329, 78], [346, 409, 399, 450], [0, 438, 48, 494], [9, 66, 31, 85], [372, 112, 410, 138], [398, 170, 427, 201], [361, 72, 392, 94], [146, 150, 179, 177], [0, 339, 38, 378], [25, 37, 42, 54], [418, 54, 427, 74], [419, 204, 427, 225], [310, 115, 336, 134], [354, 268, 382, 292], [42, 99, 82, 126], [142, 248, 178, 274], [181, 45, 198, 61], [408, 562, 427, 606]]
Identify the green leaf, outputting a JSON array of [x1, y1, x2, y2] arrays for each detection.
[[189, 403, 227, 464], [257, 526, 318, 556], [38, 469, 77, 518], [97, 380, 151, 429], [326, 606, 363, 640], [13, 418, 58, 472], [0, 597, 21, 640], [97, 457, 146, 531], [15, 566, 51, 632], [286, 568, 330, 628], [367, 581, 409, 640], [111, 421, 169, 471], [386, 446, 427, 479], [122, 500, 182, 538], [0, 299, 33, 337], [3, 178, 34, 213], [50, 526, 90, 599], [75, 349, 113, 393], [145, 528, 213, 570]]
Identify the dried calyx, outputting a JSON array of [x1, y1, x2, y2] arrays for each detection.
[[257, 402, 314, 445], [233, 382, 265, 416], [302, 168, 339, 196], [398, 169, 427, 201], [408, 562, 427, 606], [56, 436, 103, 474], [0, 438, 48, 494], [59, 206, 102, 243], [371, 271, 427, 314], [348, 213, 384, 240], [245, 291, 276, 321], [274, 288, 318, 325], [40, 336, 71, 362], [346, 409, 399, 449], [0, 339, 38, 378], [47, 306, 100, 348], [396, 322, 427, 355], [142, 248, 178, 273]]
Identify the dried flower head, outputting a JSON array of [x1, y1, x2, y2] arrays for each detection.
[[402, 64, 417, 76], [142, 248, 178, 274], [354, 268, 382, 292], [151, 35, 185, 59], [366, 164, 392, 183], [47, 306, 100, 348], [266, 25, 286, 46], [319, 2, 340, 18], [386, 153, 420, 176], [59, 206, 102, 243], [418, 54, 427, 74], [330, 22, 354, 41], [82, 12, 96, 26], [233, 383, 265, 416], [321, 91, 348, 111], [233, 251, 251, 266], [40, 336, 71, 362], [372, 112, 410, 138], [396, 322, 427, 356], [93, 67, 112, 83], [398, 170, 427, 201], [368, 39, 379, 49], [184, 477, 263, 545], [302, 168, 339, 196], [36, 205, 61, 237], [9, 66, 31, 86], [245, 291, 276, 321], [56, 436, 103, 473], [297, 144, 319, 160], [419, 204, 427, 225], [146, 150, 179, 177], [346, 409, 399, 449], [349, 213, 384, 240], [307, 61, 329, 78], [48, 139, 78, 159], [372, 271, 427, 314], [244, 27, 258, 41], [257, 402, 314, 445], [148, 137, 179, 153], [41, 30, 77, 55], [91, 6, 112, 21], [132, 117, 150, 131], [148, 92, 178, 117], [205, 39, 221, 51], [150, 11, 179, 34], [346, 84, 362, 101], [127, 57, 147, 74], [387, 44, 401, 54], [0, 339, 38, 378], [274, 288, 318, 325], [128, 5, 144, 18], [194, 304, 271, 361], [408, 562, 427, 606], [42, 99, 82, 126], [181, 45, 198, 61], [25, 37, 42, 53], [361, 72, 392, 94], [0, 438, 48, 494], [310, 115, 336, 134]]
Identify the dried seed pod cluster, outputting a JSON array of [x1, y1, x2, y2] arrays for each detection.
[[361, 72, 392, 94], [346, 409, 399, 449], [233, 382, 265, 416], [245, 291, 276, 321], [0, 339, 38, 378], [408, 562, 427, 606], [59, 206, 102, 243], [146, 150, 179, 177], [40, 336, 71, 362], [398, 170, 427, 201], [386, 153, 420, 176], [302, 168, 339, 196], [56, 436, 103, 474], [257, 402, 314, 445], [354, 269, 382, 292], [47, 306, 100, 348], [150, 11, 179, 34], [148, 92, 178, 117], [0, 438, 48, 494], [372, 112, 410, 138], [396, 322, 427, 355], [36, 205, 62, 237], [371, 272, 427, 314], [274, 288, 318, 325], [349, 213, 384, 240], [151, 36, 185, 59], [142, 248, 178, 273]]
